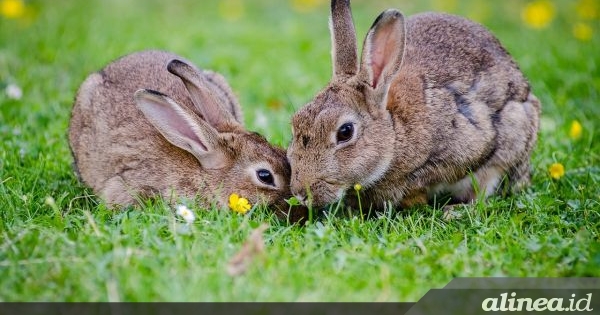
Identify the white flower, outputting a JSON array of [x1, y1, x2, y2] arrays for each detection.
[[176, 204, 195, 224], [44, 196, 56, 207], [253, 110, 267, 129], [5, 83, 22, 100]]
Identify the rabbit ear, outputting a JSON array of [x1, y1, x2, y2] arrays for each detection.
[[134, 89, 228, 170], [358, 9, 406, 101], [330, 0, 358, 79], [167, 59, 242, 131]]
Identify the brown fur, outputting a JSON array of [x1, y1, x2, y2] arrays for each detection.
[[69, 50, 304, 219], [288, 3, 540, 210]]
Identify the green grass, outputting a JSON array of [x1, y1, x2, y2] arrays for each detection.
[[1, 0, 599, 301]]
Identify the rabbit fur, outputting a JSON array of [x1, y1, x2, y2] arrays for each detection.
[[69, 50, 297, 214], [288, 0, 541, 210]]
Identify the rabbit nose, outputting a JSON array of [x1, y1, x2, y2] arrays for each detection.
[[294, 192, 308, 206], [291, 176, 306, 199]]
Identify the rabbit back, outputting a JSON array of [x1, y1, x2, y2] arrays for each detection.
[[69, 51, 241, 205], [384, 12, 540, 204]]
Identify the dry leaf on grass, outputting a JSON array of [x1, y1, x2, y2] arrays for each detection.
[[442, 204, 465, 221], [226, 223, 268, 276]]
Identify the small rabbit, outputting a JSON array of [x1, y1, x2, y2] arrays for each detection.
[[287, 0, 540, 210], [69, 50, 301, 217]]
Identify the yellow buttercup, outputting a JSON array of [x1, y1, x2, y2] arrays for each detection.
[[229, 193, 252, 214]]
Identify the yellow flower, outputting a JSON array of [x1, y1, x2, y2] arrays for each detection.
[[573, 23, 593, 41], [549, 163, 565, 180], [219, 0, 244, 22], [291, 0, 325, 13], [576, 0, 598, 20], [229, 193, 252, 214], [431, 0, 458, 13], [521, 0, 555, 29], [1, 0, 24, 19], [353, 183, 362, 192], [569, 120, 583, 140]]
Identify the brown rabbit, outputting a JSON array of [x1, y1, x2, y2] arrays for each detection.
[[69, 50, 301, 217], [287, 0, 541, 210]]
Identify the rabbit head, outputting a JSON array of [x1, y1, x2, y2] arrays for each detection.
[[288, 1, 406, 208], [134, 60, 297, 214]]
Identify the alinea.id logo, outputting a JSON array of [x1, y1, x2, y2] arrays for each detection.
[[482, 292, 593, 312]]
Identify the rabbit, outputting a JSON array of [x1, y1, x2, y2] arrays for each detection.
[[287, 0, 541, 211], [69, 50, 304, 219]]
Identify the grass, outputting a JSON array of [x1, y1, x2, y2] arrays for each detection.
[[0, 0, 599, 302]]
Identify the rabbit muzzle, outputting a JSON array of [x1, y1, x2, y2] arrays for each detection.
[[291, 175, 347, 208]]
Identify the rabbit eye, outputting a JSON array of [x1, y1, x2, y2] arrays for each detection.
[[256, 169, 275, 186], [336, 122, 354, 143]]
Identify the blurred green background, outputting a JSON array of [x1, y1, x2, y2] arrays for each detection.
[[0, 0, 598, 301], [1, 0, 598, 145]]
